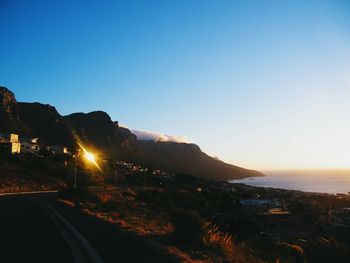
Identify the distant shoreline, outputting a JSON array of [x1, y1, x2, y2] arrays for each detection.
[[230, 170, 350, 195], [230, 182, 346, 197]]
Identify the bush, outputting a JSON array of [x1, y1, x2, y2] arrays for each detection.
[[169, 209, 204, 246], [304, 238, 350, 263], [138, 190, 174, 211]]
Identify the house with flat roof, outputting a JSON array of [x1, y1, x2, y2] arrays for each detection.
[[0, 133, 21, 154]]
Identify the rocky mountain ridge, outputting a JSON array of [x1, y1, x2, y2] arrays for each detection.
[[0, 86, 263, 180]]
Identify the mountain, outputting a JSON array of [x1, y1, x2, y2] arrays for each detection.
[[65, 111, 118, 149], [121, 141, 263, 180], [16, 103, 74, 146], [0, 86, 24, 133], [0, 86, 74, 146], [0, 86, 263, 180], [63, 111, 263, 180]]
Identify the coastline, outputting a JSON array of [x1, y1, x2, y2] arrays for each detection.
[[230, 181, 350, 198], [231, 182, 341, 197], [229, 170, 350, 195]]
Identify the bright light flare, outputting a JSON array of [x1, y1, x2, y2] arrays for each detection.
[[77, 142, 101, 171], [85, 152, 96, 162]]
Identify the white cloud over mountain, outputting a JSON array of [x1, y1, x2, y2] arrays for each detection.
[[118, 123, 129, 129], [131, 129, 192, 143]]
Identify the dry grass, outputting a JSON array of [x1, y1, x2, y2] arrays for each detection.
[[203, 223, 264, 263], [60, 190, 264, 263]]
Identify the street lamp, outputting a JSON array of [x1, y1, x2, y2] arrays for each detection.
[[73, 154, 77, 189], [84, 152, 96, 162], [73, 143, 99, 189], [78, 142, 100, 170], [115, 165, 118, 189]]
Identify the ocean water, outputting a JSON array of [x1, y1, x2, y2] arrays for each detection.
[[231, 169, 350, 194]]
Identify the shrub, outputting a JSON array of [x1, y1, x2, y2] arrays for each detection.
[[304, 238, 350, 263], [138, 190, 174, 211], [169, 208, 203, 246]]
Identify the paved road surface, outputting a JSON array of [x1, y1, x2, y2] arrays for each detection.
[[0, 196, 74, 263], [0, 193, 174, 263]]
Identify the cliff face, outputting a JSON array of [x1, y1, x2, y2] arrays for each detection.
[[0, 86, 263, 180], [0, 87, 21, 133], [0, 87, 17, 115]]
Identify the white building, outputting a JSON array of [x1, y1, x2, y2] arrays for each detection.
[[0, 133, 21, 154], [20, 138, 40, 153]]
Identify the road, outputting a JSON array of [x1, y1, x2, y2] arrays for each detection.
[[0, 196, 74, 263], [0, 193, 175, 263]]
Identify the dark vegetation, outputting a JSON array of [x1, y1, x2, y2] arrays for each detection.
[[169, 209, 203, 246], [0, 150, 69, 192], [55, 160, 350, 262], [115, 169, 350, 262]]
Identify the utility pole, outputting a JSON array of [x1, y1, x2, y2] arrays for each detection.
[[115, 165, 118, 189], [74, 155, 77, 189]]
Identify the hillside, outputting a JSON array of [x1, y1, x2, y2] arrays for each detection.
[[0, 86, 263, 181], [121, 141, 263, 180]]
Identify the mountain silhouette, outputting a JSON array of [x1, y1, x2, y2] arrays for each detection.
[[0, 86, 263, 180]]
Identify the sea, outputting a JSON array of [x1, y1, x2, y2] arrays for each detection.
[[231, 169, 350, 194]]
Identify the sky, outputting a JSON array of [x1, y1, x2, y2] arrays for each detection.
[[1, 0, 350, 170]]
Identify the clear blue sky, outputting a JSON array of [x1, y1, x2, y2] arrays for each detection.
[[1, 0, 350, 170]]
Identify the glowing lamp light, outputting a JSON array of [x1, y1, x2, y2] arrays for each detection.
[[77, 142, 101, 171], [84, 152, 96, 162]]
